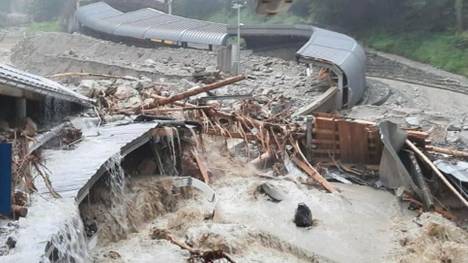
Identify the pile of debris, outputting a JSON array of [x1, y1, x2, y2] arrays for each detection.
[[82, 73, 467, 220]]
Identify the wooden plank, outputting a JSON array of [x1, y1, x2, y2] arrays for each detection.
[[291, 156, 336, 193], [337, 121, 369, 164], [192, 149, 210, 184]]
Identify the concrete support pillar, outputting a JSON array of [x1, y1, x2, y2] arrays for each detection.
[[217, 45, 233, 73], [16, 97, 26, 125]]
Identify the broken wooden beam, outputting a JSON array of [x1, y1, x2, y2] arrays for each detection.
[[49, 72, 137, 81], [192, 149, 210, 184], [147, 75, 245, 108], [291, 156, 336, 193], [426, 145, 468, 159], [406, 140, 468, 207]]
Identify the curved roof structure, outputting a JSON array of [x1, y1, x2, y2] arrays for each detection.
[[0, 64, 94, 106], [75, 2, 229, 46], [75, 2, 366, 108], [297, 27, 367, 106]]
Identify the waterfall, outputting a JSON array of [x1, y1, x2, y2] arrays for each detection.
[[45, 207, 90, 263]]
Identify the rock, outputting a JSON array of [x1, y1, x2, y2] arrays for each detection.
[[135, 76, 153, 90], [77, 79, 98, 97], [256, 182, 284, 202], [458, 131, 468, 145], [119, 96, 142, 108], [294, 203, 313, 227], [107, 250, 121, 259], [405, 116, 420, 127], [6, 237, 16, 249], [447, 122, 462, 132], [144, 59, 156, 66], [114, 86, 139, 100], [447, 131, 461, 144]]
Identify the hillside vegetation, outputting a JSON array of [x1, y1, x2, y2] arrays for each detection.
[[175, 0, 468, 77]]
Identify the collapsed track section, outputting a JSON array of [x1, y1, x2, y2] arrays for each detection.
[[74, 2, 366, 109]]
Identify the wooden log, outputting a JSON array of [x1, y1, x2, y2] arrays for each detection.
[[426, 145, 468, 159], [147, 75, 245, 108], [49, 72, 137, 81], [192, 149, 210, 184], [143, 106, 214, 113], [291, 156, 336, 193], [406, 140, 468, 207], [292, 140, 336, 193]]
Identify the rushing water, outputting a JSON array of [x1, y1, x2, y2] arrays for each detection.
[[104, 154, 134, 236], [46, 214, 89, 263], [152, 127, 182, 176]]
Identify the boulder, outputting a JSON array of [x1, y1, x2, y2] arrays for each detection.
[[114, 86, 139, 100], [294, 203, 313, 227], [118, 96, 142, 109]]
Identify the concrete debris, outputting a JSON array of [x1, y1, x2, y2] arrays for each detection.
[[256, 182, 285, 202]]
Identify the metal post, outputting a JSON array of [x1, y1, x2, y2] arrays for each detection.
[[237, 5, 240, 72], [167, 0, 173, 14], [232, 1, 244, 74], [0, 144, 12, 217]]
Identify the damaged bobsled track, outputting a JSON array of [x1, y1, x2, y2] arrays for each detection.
[[1, 1, 468, 263]]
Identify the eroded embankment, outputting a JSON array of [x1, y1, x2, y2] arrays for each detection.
[[78, 137, 459, 263]]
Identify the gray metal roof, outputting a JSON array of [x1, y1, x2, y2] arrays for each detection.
[[227, 24, 314, 38], [75, 2, 229, 45], [37, 121, 159, 200], [75, 2, 366, 108], [0, 64, 94, 106], [297, 27, 367, 106]]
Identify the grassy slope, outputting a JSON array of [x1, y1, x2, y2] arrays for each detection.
[[206, 8, 468, 78], [364, 31, 468, 77]]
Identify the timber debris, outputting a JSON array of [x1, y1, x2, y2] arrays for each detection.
[[150, 228, 236, 263], [89, 73, 468, 215]]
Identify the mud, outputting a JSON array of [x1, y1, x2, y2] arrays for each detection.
[[396, 213, 468, 263], [88, 140, 418, 263]]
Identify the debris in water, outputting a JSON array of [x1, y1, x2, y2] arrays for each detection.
[[294, 203, 313, 228], [150, 227, 236, 263]]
